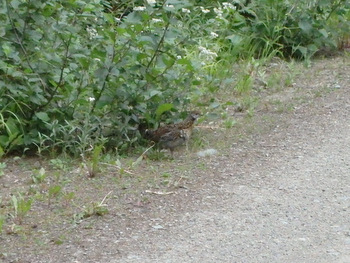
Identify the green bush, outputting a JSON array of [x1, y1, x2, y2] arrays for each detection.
[[219, 0, 350, 59], [0, 0, 208, 156], [0, 0, 348, 156]]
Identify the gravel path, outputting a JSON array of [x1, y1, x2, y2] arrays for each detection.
[[116, 61, 350, 263]]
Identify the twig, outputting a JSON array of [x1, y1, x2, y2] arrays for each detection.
[[100, 162, 134, 175], [145, 190, 175, 195], [99, 191, 113, 207], [141, 143, 155, 157], [196, 125, 224, 130], [145, 20, 171, 73]]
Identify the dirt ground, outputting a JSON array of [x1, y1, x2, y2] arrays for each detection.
[[1, 55, 350, 262]]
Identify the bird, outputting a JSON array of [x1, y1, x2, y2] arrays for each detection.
[[174, 110, 201, 145], [141, 111, 201, 157], [158, 128, 187, 157]]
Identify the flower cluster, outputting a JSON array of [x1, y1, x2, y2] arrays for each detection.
[[147, 0, 156, 5], [198, 46, 218, 60], [210, 32, 219, 38], [86, 27, 98, 39], [133, 6, 146, 11], [213, 7, 223, 18], [152, 18, 162, 23], [222, 2, 236, 10]]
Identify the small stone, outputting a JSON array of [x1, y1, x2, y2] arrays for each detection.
[[152, 225, 164, 230]]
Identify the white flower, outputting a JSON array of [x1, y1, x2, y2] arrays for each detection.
[[94, 58, 101, 62], [88, 97, 95, 102], [182, 8, 190, 13], [200, 7, 210, 14], [133, 6, 146, 11], [152, 18, 162, 23], [166, 4, 174, 8], [223, 2, 236, 10], [214, 7, 223, 17], [147, 0, 156, 5], [210, 32, 219, 38], [176, 55, 182, 59]]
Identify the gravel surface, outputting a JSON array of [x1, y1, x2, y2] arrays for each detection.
[[2, 57, 350, 263], [115, 59, 350, 263]]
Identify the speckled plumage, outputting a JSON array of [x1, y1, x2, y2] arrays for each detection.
[[142, 111, 201, 156]]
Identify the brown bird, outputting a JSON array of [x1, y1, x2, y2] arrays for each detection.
[[142, 111, 201, 157], [158, 128, 187, 157]]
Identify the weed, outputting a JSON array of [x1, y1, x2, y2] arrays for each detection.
[[240, 96, 259, 113], [52, 237, 65, 245], [80, 144, 104, 178], [0, 214, 4, 234], [161, 172, 172, 186], [62, 191, 75, 207], [223, 119, 237, 129], [235, 74, 253, 94], [49, 158, 68, 171], [48, 185, 62, 207], [161, 173, 171, 178], [0, 162, 6, 177], [267, 72, 283, 90], [147, 150, 167, 161], [10, 193, 33, 224], [73, 191, 112, 223], [190, 132, 207, 150], [30, 167, 46, 184]]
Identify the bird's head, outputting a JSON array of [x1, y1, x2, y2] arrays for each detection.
[[189, 110, 201, 120]]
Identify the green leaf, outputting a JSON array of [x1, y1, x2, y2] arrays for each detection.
[[0, 136, 9, 147], [209, 102, 220, 109], [145, 90, 162, 100], [6, 118, 20, 135], [319, 29, 328, 38], [10, 0, 21, 9], [139, 36, 155, 45], [0, 27, 5, 37], [177, 58, 193, 71], [155, 103, 173, 118], [35, 112, 50, 122], [226, 34, 242, 45], [298, 19, 312, 34], [294, 46, 307, 58], [162, 55, 175, 67], [2, 44, 12, 57], [0, 145, 4, 157], [103, 13, 115, 25], [49, 185, 62, 196]]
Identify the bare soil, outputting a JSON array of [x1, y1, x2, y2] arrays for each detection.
[[1, 55, 350, 263]]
